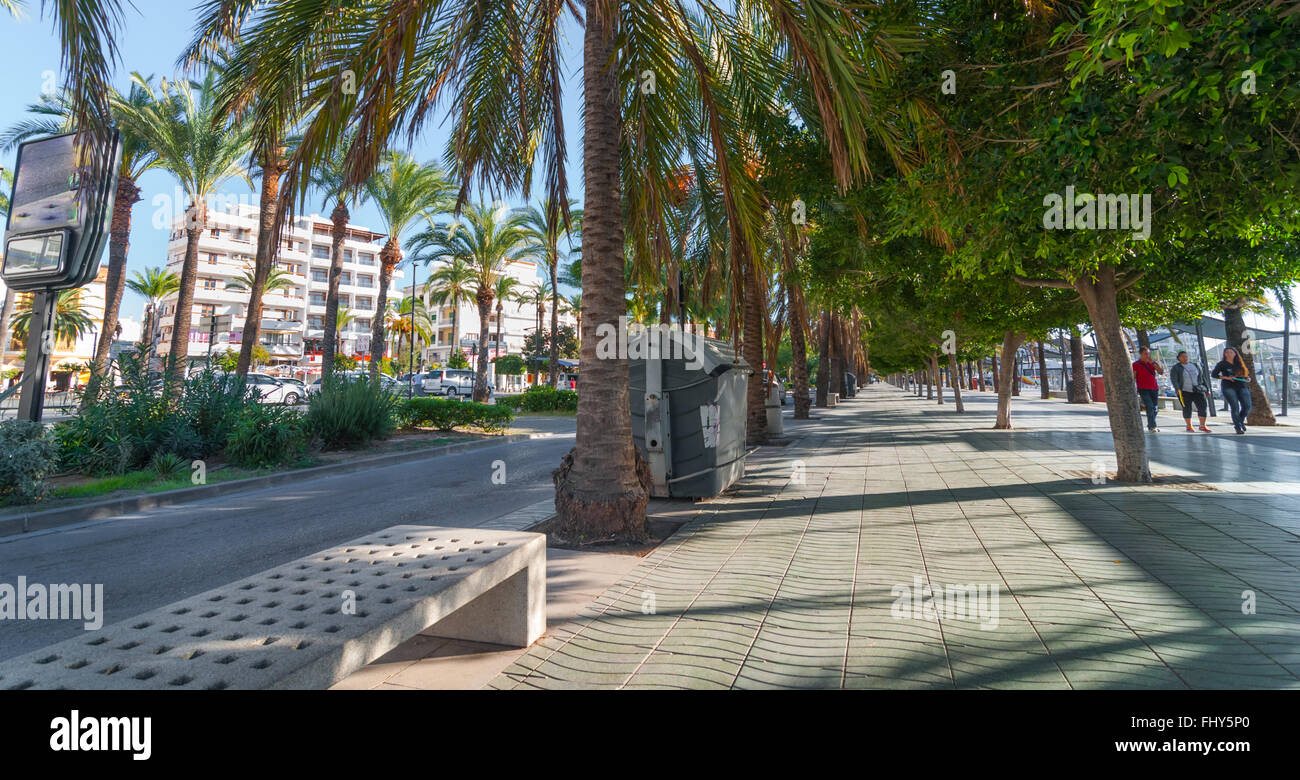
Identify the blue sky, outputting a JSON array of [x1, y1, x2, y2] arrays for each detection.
[[0, 1, 587, 322]]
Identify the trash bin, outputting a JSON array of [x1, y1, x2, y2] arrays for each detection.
[[629, 327, 750, 498], [1090, 375, 1106, 402]]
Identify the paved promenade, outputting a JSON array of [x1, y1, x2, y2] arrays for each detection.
[[489, 384, 1300, 689]]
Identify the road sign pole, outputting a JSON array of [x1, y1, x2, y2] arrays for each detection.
[[16, 290, 57, 422]]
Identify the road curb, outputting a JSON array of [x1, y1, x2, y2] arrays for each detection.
[[0, 433, 537, 539]]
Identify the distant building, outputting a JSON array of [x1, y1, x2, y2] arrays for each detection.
[[154, 203, 401, 376], [398, 257, 576, 390]]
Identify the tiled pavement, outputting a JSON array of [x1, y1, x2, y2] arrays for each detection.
[[488, 384, 1300, 689]]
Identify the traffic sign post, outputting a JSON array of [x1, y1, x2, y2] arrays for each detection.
[[14, 291, 57, 421], [2, 129, 122, 422]]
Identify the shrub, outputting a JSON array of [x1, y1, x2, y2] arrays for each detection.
[[304, 376, 397, 449], [55, 353, 257, 475], [226, 404, 306, 468], [516, 384, 578, 412], [0, 420, 58, 503], [401, 397, 514, 433], [151, 451, 187, 479]]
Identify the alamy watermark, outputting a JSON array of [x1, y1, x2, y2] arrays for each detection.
[[891, 575, 1000, 630], [595, 318, 705, 371], [0, 577, 104, 630], [1042, 185, 1152, 240]]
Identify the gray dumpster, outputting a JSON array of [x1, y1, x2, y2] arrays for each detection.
[[629, 328, 749, 498]]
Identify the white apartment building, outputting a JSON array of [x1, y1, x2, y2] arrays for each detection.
[[398, 258, 577, 383], [155, 203, 401, 376]]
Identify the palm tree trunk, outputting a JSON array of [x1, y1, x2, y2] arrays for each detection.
[[815, 310, 830, 407], [549, 241, 560, 388], [1224, 301, 1276, 425], [322, 201, 349, 380], [553, 3, 648, 539], [788, 284, 811, 420], [371, 240, 400, 379], [743, 258, 767, 445], [167, 207, 205, 384], [87, 175, 141, 398], [238, 147, 285, 377], [474, 290, 493, 401]]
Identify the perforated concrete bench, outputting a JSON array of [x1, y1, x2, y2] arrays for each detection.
[[0, 525, 545, 690]]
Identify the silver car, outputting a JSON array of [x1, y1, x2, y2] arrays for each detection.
[[421, 368, 493, 398]]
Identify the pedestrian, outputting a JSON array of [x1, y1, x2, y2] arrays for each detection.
[[1169, 350, 1210, 432], [1133, 347, 1165, 433], [1212, 347, 1253, 434]]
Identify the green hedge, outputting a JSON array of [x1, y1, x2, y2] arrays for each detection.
[[401, 397, 513, 433], [504, 384, 578, 412]]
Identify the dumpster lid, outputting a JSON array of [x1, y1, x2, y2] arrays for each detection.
[[627, 327, 750, 375]]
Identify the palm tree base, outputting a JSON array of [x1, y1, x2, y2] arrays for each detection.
[[551, 448, 650, 542]]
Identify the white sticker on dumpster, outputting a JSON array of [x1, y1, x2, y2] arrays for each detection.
[[701, 403, 721, 448]]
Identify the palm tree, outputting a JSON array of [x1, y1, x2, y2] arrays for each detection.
[[125, 267, 181, 355], [411, 204, 530, 401], [385, 296, 433, 371], [523, 279, 554, 386], [2, 76, 174, 395], [564, 293, 582, 344], [361, 152, 452, 380], [522, 200, 581, 387], [116, 70, 255, 382], [308, 135, 361, 380], [226, 266, 294, 296], [492, 274, 524, 369], [424, 256, 476, 368], [193, 0, 929, 537], [12, 289, 97, 346], [2, 0, 123, 137]]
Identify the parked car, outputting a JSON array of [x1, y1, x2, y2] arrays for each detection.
[[420, 368, 493, 398], [306, 371, 401, 396], [215, 372, 298, 405]]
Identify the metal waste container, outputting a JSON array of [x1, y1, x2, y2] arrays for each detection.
[[629, 327, 749, 498]]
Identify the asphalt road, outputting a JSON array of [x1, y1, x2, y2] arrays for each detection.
[[0, 428, 575, 662]]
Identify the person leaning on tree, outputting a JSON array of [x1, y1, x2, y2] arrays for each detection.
[[1169, 350, 1210, 433], [1133, 347, 1165, 433]]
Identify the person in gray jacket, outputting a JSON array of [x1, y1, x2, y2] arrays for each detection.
[[1169, 350, 1210, 432]]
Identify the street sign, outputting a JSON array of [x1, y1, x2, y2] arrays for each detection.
[[4, 129, 122, 422], [2, 130, 122, 292]]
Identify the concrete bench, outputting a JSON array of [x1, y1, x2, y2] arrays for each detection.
[[0, 525, 545, 690]]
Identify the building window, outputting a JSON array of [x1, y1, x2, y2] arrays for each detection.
[[357, 274, 374, 288], [311, 270, 328, 283], [340, 272, 352, 285], [310, 292, 326, 306], [206, 253, 221, 264], [201, 278, 218, 290], [358, 253, 375, 266], [311, 245, 331, 260], [308, 315, 324, 329], [356, 296, 373, 310]]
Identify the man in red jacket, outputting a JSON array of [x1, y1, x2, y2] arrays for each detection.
[[1133, 347, 1165, 432]]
